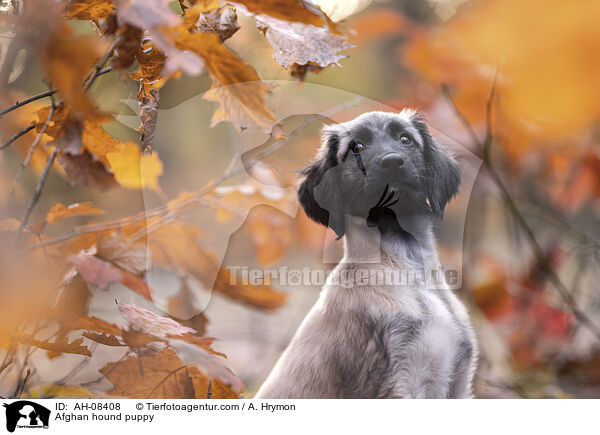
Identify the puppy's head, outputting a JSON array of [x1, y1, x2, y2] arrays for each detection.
[[298, 110, 460, 239]]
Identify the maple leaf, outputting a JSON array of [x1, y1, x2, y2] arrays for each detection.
[[100, 348, 239, 398], [256, 14, 352, 70]]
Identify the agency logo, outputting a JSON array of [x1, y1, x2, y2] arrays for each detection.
[[2, 401, 50, 432]]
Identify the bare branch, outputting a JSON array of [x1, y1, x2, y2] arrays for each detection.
[[445, 79, 600, 344], [9, 100, 56, 199], [84, 37, 122, 91], [15, 147, 58, 239], [0, 124, 34, 150], [0, 67, 112, 119]]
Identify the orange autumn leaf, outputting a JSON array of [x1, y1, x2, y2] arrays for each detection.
[[106, 142, 163, 190], [39, 23, 108, 115], [232, 0, 332, 28], [63, 0, 115, 22], [244, 205, 294, 266], [173, 31, 277, 132], [45, 202, 105, 224], [405, 0, 600, 139]]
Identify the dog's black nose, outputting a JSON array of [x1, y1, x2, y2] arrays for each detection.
[[380, 154, 404, 169]]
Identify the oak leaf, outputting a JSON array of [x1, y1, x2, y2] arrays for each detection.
[[100, 348, 239, 398]]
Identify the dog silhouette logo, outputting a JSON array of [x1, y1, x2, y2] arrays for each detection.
[[3, 401, 50, 432]]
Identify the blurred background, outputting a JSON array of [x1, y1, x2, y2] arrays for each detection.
[[1, 0, 600, 398]]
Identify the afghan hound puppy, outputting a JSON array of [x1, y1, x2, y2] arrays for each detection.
[[256, 110, 477, 399]]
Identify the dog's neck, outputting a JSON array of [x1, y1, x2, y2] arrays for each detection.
[[342, 213, 438, 268]]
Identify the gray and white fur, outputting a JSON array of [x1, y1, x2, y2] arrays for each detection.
[[255, 110, 477, 399]]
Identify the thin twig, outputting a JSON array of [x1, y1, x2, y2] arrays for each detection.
[[15, 148, 58, 239], [0, 124, 34, 150], [84, 37, 122, 91], [441, 84, 481, 151], [0, 67, 112, 119], [444, 77, 600, 343], [9, 100, 56, 198], [13, 368, 32, 398]]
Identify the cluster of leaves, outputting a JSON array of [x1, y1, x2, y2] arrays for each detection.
[[0, 0, 352, 398]]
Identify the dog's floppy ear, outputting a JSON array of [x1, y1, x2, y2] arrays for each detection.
[[298, 127, 346, 239], [413, 114, 460, 218]]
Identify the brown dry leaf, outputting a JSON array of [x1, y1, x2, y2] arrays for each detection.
[[171, 313, 208, 336], [214, 267, 287, 310], [97, 233, 147, 275], [34, 104, 163, 191], [82, 332, 125, 347], [58, 149, 119, 191], [50, 276, 90, 320], [38, 23, 108, 114], [63, 0, 115, 21], [193, 5, 240, 42], [256, 14, 352, 70], [232, 0, 332, 27], [60, 316, 124, 336], [173, 31, 276, 132], [113, 25, 143, 70], [46, 202, 105, 224], [114, 0, 204, 76], [0, 333, 91, 357], [100, 348, 239, 398]]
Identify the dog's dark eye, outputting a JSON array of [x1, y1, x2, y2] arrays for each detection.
[[399, 134, 412, 145], [351, 141, 364, 153]]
